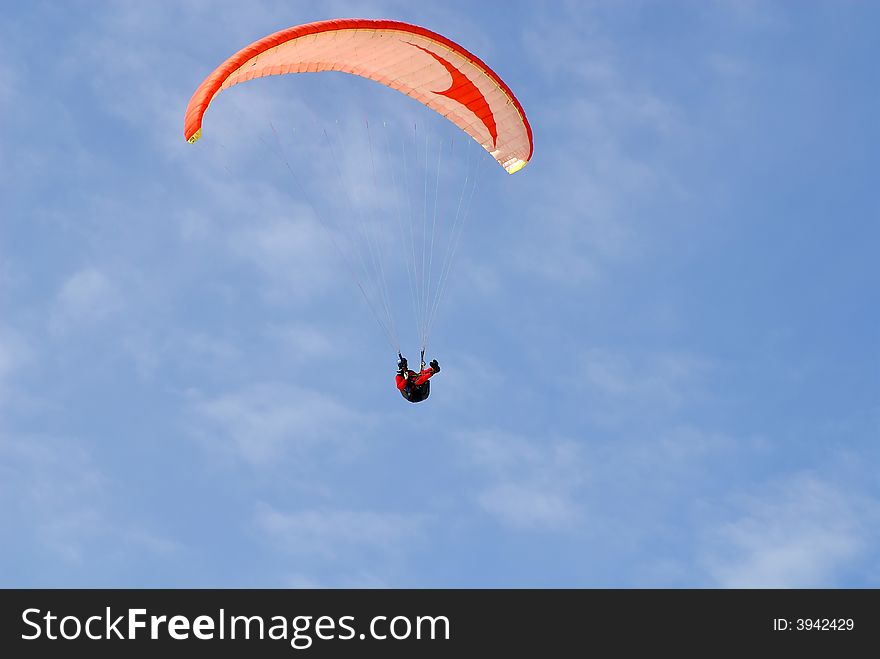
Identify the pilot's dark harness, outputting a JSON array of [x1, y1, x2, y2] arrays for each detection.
[[400, 378, 430, 403]]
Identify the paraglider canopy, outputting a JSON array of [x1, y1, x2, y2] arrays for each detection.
[[184, 18, 533, 174]]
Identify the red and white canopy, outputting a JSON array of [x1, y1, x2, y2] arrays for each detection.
[[184, 18, 533, 173]]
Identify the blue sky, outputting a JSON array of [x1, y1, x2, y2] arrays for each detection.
[[1, 0, 878, 587]]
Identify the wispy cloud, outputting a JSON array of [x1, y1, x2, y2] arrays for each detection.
[[186, 382, 370, 466], [0, 433, 106, 565], [265, 322, 337, 362], [0, 429, 186, 585], [224, 213, 338, 304], [511, 5, 685, 286], [49, 267, 122, 336], [254, 502, 429, 588], [715, 0, 788, 31], [0, 328, 31, 410], [478, 484, 580, 531], [456, 428, 587, 531], [0, 40, 21, 139], [455, 421, 757, 561], [577, 347, 713, 424], [702, 473, 880, 587], [254, 501, 424, 563], [67, 3, 209, 153]]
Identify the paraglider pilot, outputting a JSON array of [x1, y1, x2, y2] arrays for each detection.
[[396, 352, 439, 403]]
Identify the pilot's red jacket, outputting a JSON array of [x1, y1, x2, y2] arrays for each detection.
[[396, 367, 435, 391]]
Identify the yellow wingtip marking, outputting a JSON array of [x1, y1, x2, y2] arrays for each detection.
[[187, 128, 202, 144]]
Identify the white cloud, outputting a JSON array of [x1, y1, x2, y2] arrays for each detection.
[[716, 0, 788, 30], [510, 7, 685, 286], [0, 338, 17, 382], [0, 433, 106, 563], [0, 328, 31, 408], [119, 326, 248, 384], [175, 155, 341, 307], [456, 428, 587, 531], [121, 529, 184, 559], [708, 52, 750, 79], [478, 484, 579, 530], [181, 332, 242, 362], [702, 474, 880, 587], [255, 502, 423, 561], [266, 323, 336, 362], [0, 57, 16, 106], [0, 430, 185, 581], [226, 214, 336, 304], [456, 421, 757, 550], [187, 382, 369, 466], [578, 347, 713, 424], [64, 3, 208, 154], [432, 347, 505, 403], [0, 34, 23, 175], [50, 267, 121, 336]]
